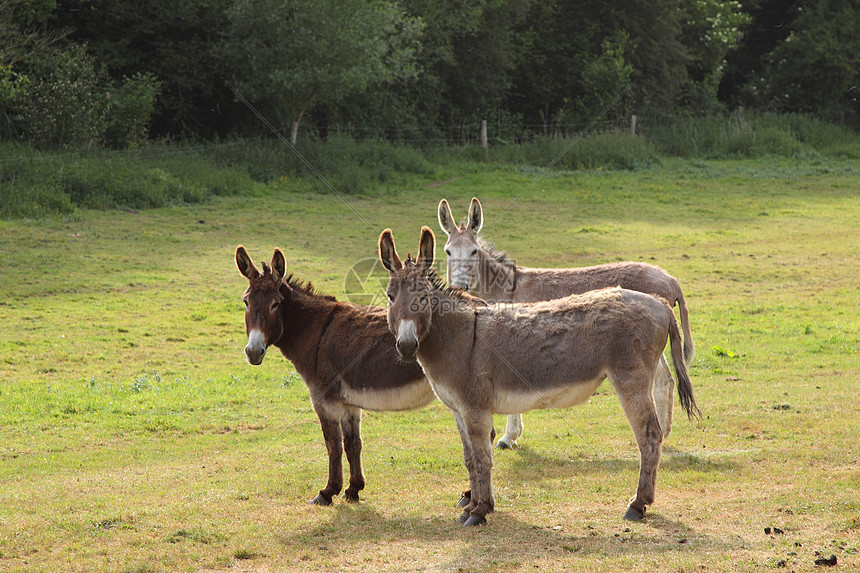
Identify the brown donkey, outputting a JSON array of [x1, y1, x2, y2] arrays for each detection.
[[439, 197, 695, 447], [380, 227, 700, 526], [236, 246, 437, 505]]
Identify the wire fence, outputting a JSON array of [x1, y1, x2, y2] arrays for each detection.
[[0, 111, 856, 165]]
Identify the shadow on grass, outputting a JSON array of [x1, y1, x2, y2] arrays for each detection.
[[278, 501, 734, 570], [499, 443, 739, 484]]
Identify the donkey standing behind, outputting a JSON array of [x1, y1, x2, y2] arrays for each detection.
[[380, 227, 700, 526], [438, 197, 695, 447], [236, 246, 437, 506]]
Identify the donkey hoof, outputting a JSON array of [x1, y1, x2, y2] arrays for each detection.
[[343, 493, 360, 503], [623, 506, 646, 521], [495, 440, 513, 450], [311, 493, 333, 506], [457, 491, 471, 508], [457, 511, 470, 524], [462, 515, 487, 527]]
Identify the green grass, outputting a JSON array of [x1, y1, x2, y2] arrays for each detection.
[[0, 155, 858, 571]]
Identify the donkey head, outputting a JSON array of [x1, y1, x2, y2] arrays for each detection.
[[437, 197, 482, 290], [236, 246, 290, 365], [379, 226, 435, 361]]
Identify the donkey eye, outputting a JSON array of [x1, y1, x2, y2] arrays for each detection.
[[387, 292, 395, 302], [243, 299, 249, 308], [444, 249, 451, 256], [271, 301, 279, 311], [470, 249, 477, 256]]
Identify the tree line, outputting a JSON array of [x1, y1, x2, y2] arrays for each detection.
[[1, 0, 857, 148]]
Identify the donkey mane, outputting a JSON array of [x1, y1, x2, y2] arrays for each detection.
[[427, 268, 477, 304], [257, 262, 336, 301], [476, 235, 513, 268], [285, 273, 337, 301]]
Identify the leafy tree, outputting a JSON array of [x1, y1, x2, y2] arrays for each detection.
[[574, 32, 633, 121], [509, 0, 685, 129], [0, 0, 69, 137], [322, 0, 531, 144], [224, 0, 423, 144], [718, 0, 801, 109], [508, 0, 599, 131], [53, 0, 236, 137], [761, 0, 859, 120], [679, 0, 749, 112], [0, 63, 29, 137], [0, 0, 67, 67], [18, 43, 106, 147], [609, 0, 688, 114], [432, 0, 531, 131], [104, 72, 161, 148]]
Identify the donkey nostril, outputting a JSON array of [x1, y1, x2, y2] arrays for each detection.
[[396, 339, 417, 358]]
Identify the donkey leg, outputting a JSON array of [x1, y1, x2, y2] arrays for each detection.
[[463, 411, 495, 526], [452, 413, 478, 519], [497, 414, 523, 449], [311, 404, 344, 506], [613, 372, 663, 521], [653, 355, 675, 440], [341, 406, 365, 503], [460, 427, 497, 507]]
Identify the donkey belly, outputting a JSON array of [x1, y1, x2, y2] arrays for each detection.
[[341, 377, 436, 412], [493, 377, 605, 414]]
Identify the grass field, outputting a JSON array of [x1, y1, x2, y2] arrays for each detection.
[[1, 155, 858, 572]]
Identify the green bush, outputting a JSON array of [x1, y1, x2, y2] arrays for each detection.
[[61, 160, 174, 209], [460, 130, 659, 171], [210, 135, 432, 192], [644, 115, 757, 158], [104, 73, 162, 149], [0, 143, 75, 217], [57, 150, 256, 210], [642, 113, 860, 159], [0, 180, 75, 218], [748, 113, 859, 158], [18, 45, 107, 148], [0, 64, 30, 139]]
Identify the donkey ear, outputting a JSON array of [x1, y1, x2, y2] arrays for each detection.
[[437, 199, 457, 236], [468, 197, 483, 234], [236, 246, 260, 280], [418, 226, 436, 271], [271, 248, 286, 284], [379, 229, 402, 272]]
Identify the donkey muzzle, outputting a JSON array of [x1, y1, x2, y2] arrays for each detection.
[[450, 277, 470, 291], [395, 320, 419, 360], [395, 337, 418, 360], [245, 330, 267, 365]]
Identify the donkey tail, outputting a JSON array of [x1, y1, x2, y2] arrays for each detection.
[[675, 288, 695, 367], [668, 311, 701, 420]]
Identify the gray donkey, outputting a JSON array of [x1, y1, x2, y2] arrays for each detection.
[[380, 227, 700, 526], [438, 197, 695, 448]]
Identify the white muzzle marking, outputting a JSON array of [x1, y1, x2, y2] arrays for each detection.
[[396, 319, 419, 358], [245, 329, 267, 365]]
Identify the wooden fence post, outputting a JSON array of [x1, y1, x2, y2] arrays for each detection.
[[480, 120, 488, 149], [630, 114, 637, 135]]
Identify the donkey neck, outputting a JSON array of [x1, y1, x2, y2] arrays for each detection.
[[417, 287, 478, 369], [273, 284, 339, 366], [475, 248, 518, 303]]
